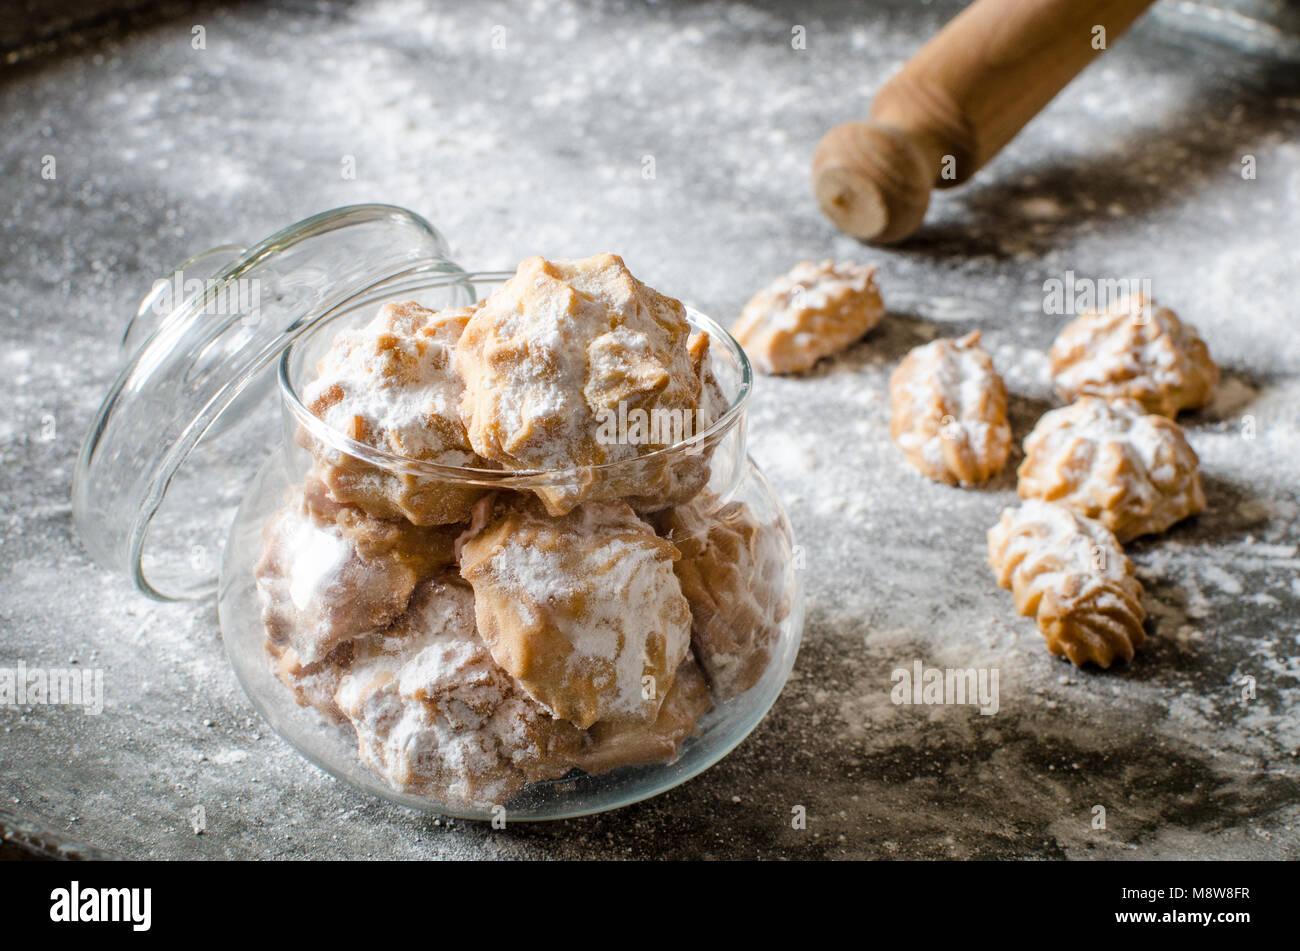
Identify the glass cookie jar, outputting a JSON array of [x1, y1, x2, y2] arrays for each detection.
[[74, 204, 804, 820]]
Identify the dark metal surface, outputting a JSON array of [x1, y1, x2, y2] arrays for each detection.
[[1, 0, 1298, 859]]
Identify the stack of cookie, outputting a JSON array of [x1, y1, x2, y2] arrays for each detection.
[[256, 254, 790, 808], [885, 295, 1216, 668]]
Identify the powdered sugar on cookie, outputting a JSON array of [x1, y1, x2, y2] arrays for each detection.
[[1050, 294, 1218, 418], [732, 260, 883, 374], [988, 500, 1146, 668], [335, 574, 584, 808], [890, 331, 1011, 486], [306, 300, 478, 462], [458, 495, 692, 728], [454, 254, 702, 514], [1017, 396, 1205, 540]]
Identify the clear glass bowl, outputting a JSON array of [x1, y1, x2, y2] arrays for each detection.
[[222, 277, 803, 819], [76, 205, 804, 821]]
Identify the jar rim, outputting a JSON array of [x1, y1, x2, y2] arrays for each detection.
[[278, 271, 753, 488]]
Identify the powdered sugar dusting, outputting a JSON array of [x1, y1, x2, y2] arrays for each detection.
[[454, 254, 699, 477], [1050, 294, 1219, 416], [1019, 396, 1205, 539], [460, 498, 692, 726], [306, 300, 476, 463], [990, 499, 1133, 606], [335, 576, 580, 808], [891, 331, 1011, 485]]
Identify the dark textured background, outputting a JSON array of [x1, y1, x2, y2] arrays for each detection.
[[1, 0, 1298, 858]]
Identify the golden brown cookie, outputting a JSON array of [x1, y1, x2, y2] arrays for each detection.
[[265, 639, 354, 723], [302, 300, 487, 525], [300, 477, 457, 580], [255, 481, 457, 666], [655, 490, 790, 700], [1050, 295, 1218, 418], [890, 331, 1011, 486], [458, 494, 692, 729], [334, 574, 584, 808], [988, 500, 1146, 668], [454, 254, 703, 514], [1017, 396, 1205, 541], [620, 331, 729, 515], [578, 655, 712, 774], [731, 260, 883, 374]]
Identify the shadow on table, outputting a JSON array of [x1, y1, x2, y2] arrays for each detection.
[[0, 0, 260, 82]]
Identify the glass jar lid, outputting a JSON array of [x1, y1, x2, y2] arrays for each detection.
[[72, 204, 472, 601]]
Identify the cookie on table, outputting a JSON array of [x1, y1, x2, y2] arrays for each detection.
[[890, 331, 1011, 486], [1049, 294, 1218, 418], [1017, 396, 1205, 541], [988, 500, 1147, 668], [732, 259, 884, 374]]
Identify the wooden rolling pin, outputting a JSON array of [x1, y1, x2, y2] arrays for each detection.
[[812, 0, 1155, 244]]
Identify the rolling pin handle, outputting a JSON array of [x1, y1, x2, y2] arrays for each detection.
[[811, 121, 933, 245], [813, 0, 1156, 244]]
